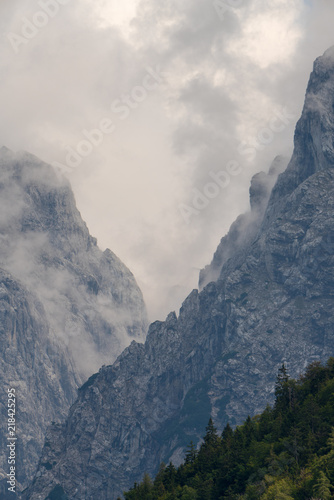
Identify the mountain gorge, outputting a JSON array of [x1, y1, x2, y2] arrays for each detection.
[[22, 46, 334, 499], [0, 147, 147, 492]]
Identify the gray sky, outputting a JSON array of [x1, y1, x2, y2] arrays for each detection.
[[1, 0, 333, 320]]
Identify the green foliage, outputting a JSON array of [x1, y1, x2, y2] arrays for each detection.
[[179, 485, 198, 499], [203, 418, 219, 446], [185, 441, 198, 465], [124, 358, 334, 500], [124, 474, 154, 500], [261, 478, 294, 499], [312, 471, 331, 499]]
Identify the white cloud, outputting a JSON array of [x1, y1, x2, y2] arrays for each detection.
[[0, 0, 333, 320], [228, 0, 304, 68], [82, 0, 140, 34]]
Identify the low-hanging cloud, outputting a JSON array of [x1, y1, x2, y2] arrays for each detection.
[[0, 0, 333, 320], [0, 149, 148, 380]]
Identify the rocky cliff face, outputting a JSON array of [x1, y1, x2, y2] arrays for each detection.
[[0, 147, 147, 379], [0, 268, 78, 493], [25, 47, 334, 500], [0, 147, 147, 490], [199, 155, 288, 289]]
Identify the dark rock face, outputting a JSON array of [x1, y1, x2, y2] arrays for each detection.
[[25, 47, 334, 499], [0, 149, 147, 489]]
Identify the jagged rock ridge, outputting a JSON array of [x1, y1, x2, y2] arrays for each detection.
[[25, 47, 334, 499], [0, 148, 147, 379], [0, 148, 147, 491], [199, 155, 288, 289]]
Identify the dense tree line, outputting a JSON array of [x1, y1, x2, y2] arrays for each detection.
[[122, 358, 334, 499]]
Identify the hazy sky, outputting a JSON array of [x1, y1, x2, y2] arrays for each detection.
[[1, 0, 333, 320]]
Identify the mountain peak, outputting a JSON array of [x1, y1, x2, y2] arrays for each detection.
[[317, 44, 334, 67], [0, 145, 14, 160], [0, 149, 148, 489], [269, 48, 334, 206], [0, 145, 12, 154]]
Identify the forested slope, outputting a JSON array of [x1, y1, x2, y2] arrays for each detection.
[[125, 359, 334, 500]]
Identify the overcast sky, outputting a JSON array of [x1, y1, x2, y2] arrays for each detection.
[[0, 0, 334, 320]]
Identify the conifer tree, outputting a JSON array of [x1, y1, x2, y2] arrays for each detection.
[[261, 478, 294, 499], [185, 441, 197, 465], [312, 471, 331, 499], [221, 422, 233, 443], [163, 462, 177, 490], [274, 364, 290, 414], [204, 418, 219, 446], [180, 485, 197, 499], [244, 415, 256, 445]]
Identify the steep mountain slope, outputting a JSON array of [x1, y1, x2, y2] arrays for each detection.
[[25, 47, 334, 499], [0, 147, 147, 379], [0, 268, 78, 491], [0, 147, 147, 489], [199, 155, 288, 289]]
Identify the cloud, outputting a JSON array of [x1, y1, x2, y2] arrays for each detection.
[[0, 149, 148, 381], [0, 0, 333, 320]]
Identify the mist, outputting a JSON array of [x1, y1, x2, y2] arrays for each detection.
[[0, 0, 333, 320], [0, 148, 147, 379]]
